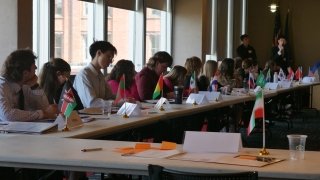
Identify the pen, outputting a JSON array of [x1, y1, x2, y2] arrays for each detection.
[[81, 148, 103, 152]]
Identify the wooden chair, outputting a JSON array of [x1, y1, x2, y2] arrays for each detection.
[[148, 164, 258, 180]]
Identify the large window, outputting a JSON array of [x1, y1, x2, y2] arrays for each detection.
[[54, 0, 93, 74], [33, 0, 172, 74]]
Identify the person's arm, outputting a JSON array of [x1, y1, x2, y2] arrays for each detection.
[[135, 73, 153, 101], [0, 84, 46, 122]]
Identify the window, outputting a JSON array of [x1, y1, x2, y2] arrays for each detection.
[[107, 7, 135, 65], [54, 0, 94, 74], [55, 0, 63, 17], [54, 32, 63, 57], [146, 8, 169, 62]]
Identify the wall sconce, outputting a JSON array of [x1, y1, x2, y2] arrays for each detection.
[[269, 3, 278, 13]]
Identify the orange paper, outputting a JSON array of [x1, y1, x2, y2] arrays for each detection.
[[135, 143, 151, 149], [160, 141, 176, 150]]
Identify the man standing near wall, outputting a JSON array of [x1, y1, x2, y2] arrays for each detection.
[[237, 34, 257, 61]]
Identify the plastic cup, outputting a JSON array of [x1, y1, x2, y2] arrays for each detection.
[[103, 100, 113, 117], [287, 134, 307, 160]]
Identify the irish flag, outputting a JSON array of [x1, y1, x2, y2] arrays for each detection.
[[60, 83, 77, 118], [152, 74, 163, 99], [114, 74, 125, 104], [247, 90, 264, 135]]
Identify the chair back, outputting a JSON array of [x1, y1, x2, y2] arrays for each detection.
[[148, 164, 258, 180]]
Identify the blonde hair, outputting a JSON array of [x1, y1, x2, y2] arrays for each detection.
[[203, 60, 218, 80], [164, 65, 187, 86], [184, 56, 202, 76]]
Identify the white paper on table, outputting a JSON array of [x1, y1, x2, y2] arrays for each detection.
[[117, 102, 141, 117], [154, 97, 172, 110], [186, 93, 209, 105], [198, 91, 222, 101], [279, 80, 293, 88], [128, 149, 181, 159], [264, 82, 279, 90], [302, 76, 315, 83], [183, 131, 242, 153]]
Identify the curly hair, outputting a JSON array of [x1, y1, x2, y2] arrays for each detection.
[[2, 49, 37, 82], [146, 51, 173, 70], [106, 59, 135, 89], [184, 56, 203, 76]]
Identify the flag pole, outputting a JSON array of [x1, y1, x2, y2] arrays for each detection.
[[259, 91, 269, 155], [123, 74, 129, 118], [62, 116, 70, 131], [193, 71, 198, 105]]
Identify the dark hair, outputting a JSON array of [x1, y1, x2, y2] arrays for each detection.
[[39, 58, 71, 103], [146, 51, 173, 69], [219, 58, 235, 78], [2, 49, 37, 82], [240, 34, 249, 41], [89, 41, 117, 59], [107, 59, 135, 89]]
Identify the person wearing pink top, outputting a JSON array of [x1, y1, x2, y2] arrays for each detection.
[[106, 60, 140, 102]]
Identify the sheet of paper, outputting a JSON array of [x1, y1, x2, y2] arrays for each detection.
[[183, 131, 242, 153], [130, 149, 181, 158]]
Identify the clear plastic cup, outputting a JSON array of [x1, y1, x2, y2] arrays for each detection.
[[287, 134, 307, 160]]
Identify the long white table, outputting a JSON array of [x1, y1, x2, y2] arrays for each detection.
[[40, 82, 318, 139], [0, 135, 319, 180]]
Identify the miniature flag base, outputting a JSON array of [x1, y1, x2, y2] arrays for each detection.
[[123, 113, 129, 118], [159, 106, 165, 111], [259, 147, 270, 156]]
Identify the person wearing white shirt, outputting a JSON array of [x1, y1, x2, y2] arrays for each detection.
[[73, 41, 116, 108], [0, 49, 57, 122]]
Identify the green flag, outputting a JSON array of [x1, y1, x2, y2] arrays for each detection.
[[256, 72, 266, 88]]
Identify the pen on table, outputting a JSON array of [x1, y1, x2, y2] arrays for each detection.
[[81, 148, 103, 152]]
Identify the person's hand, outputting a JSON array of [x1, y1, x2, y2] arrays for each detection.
[[43, 104, 58, 119], [25, 75, 38, 87]]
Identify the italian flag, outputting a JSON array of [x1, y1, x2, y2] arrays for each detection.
[[114, 74, 125, 104], [247, 90, 264, 135], [152, 74, 163, 99]]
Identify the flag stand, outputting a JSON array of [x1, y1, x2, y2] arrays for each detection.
[[259, 91, 269, 156], [193, 101, 198, 106], [62, 116, 70, 131]]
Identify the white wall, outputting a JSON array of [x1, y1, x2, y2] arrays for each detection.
[[0, 0, 17, 68], [172, 0, 202, 66]]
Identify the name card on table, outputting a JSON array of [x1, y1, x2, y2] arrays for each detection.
[[302, 76, 315, 83], [186, 93, 209, 105], [279, 80, 293, 88], [54, 111, 83, 130], [154, 97, 172, 110], [264, 82, 280, 90], [183, 131, 242, 153], [198, 91, 222, 101], [117, 102, 141, 117]]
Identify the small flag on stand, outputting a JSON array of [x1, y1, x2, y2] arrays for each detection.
[[308, 66, 314, 77], [60, 82, 77, 118], [295, 66, 302, 80], [287, 68, 294, 81], [189, 71, 196, 90], [114, 74, 125, 104], [248, 72, 255, 89], [152, 74, 164, 100], [247, 90, 264, 136]]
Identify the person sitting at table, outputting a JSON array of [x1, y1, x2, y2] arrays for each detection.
[[106, 59, 140, 103], [0, 49, 57, 122], [39, 58, 83, 110], [198, 60, 218, 91], [73, 41, 116, 108], [218, 58, 242, 93], [163, 65, 187, 98], [184, 56, 203, 95], [135, 51, 173, 101]]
